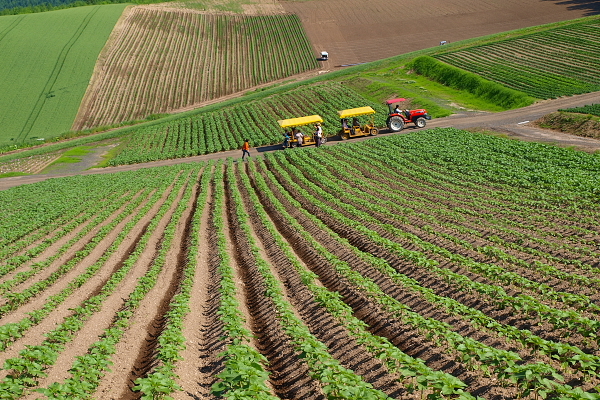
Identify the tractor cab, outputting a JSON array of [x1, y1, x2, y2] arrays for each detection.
[[337, 107, 379, 140], [278, 115, 324, 147], [385, 98, 431, 132]]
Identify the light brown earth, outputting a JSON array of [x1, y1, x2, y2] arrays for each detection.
[[283, 0, 600, 68]]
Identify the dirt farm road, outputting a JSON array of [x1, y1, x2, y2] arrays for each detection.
[[1, 91, 599, 191]]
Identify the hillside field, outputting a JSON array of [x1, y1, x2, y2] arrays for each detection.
[[434, 19, 600, 99], [1, 131, 600, 399], [0, 4, 126, 147], [72, 7, 319, 131]]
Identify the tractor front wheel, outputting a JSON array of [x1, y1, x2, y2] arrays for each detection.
[[415, 117, 427, 128], [370, 128, 379, 136], [340, 131, 350, 140], [388, 116, 405, 132]]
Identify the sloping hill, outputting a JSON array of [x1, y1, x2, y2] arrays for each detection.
[[0, 4, 126, 147]]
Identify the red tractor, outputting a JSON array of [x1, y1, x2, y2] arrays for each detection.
[[385, 98, 431, 132]]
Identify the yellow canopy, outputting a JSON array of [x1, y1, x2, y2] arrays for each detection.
[[277, 115, 323, 128], [337, 106, 376, 119]]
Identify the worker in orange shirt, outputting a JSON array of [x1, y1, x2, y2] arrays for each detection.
[[241, 139, 251, 161]]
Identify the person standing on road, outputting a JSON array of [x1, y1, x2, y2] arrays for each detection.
[[241, 139, 251, 161], [315, 123, 323, 147]]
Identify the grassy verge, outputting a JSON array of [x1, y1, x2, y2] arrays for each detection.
[[406, 56, 535, 109]]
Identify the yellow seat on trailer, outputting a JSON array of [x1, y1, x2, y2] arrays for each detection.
[[337, 107, 376, 119], [277, 115, 323, 128]]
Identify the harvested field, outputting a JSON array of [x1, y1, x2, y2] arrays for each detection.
[[73, 6, 318, 130], [1, 130, 600, 399]]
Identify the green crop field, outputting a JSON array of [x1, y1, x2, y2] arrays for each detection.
[[0, 4, 126, 148], [1, 132, 600, 399], [560, 104, 600, 117], [434, 18, 600, 99], [106, 82, 389, 166]]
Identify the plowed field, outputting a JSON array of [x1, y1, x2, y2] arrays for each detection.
[[284, 0, 600, 69]]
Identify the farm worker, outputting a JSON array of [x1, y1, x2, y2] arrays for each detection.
[[315, 123, 323, 147], [282, 131, 291, 149], [241, 139, 251, 161], [295, 129, 304, 146], [394, 105, 402, 114]]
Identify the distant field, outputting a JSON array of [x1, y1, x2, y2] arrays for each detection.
[[73, 7, 319, 131], [560, 104, 600, 117], [435, 19, 600, 99], [0, 5, 126, 147], [107, 82, 387, 165]]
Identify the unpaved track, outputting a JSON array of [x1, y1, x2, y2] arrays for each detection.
[[1, 91, 599, 192]]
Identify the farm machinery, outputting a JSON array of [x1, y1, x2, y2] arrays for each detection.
[[337, 106, 378, 140], [278, 115, 325, 147], [385, 98, 431, 132]]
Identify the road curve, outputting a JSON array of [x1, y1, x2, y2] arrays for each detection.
[[1, 91, 599, 191]]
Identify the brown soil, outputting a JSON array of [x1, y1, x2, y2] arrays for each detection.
[[282, 0, 599, 69], [93, 172, 195, 399], [535, 112, 600, 139]]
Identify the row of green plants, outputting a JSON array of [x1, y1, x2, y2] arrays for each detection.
[[107, 82, 387, 166], [244, 161, 480, 399], [0, 187, 149, 300], [0, 187, 157, 353], [77, 13, 318, 131], [0, 165, 197, 399], [227, 162, 392, 400], [559, 104, 600, 117], [434, 19, 600, 98], [208, 162, 276, 400], [277, 146, 600, 345], [0, 188, 130, 269], [0, 174, 132, 250], [286, 146, 600, 376], [132, 163, 212, 399], [318, 143, 600, 307], [322, 138, 598, 256], [261, 152, 598, 399], [36, 165, 200, 399], [359, 136, 600, 242], [0, 182, 168, 358], [342, 143, 600, 295]]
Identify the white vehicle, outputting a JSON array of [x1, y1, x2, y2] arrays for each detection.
[[320, 51, 329, 60]]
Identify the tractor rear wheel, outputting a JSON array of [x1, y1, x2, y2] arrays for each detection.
[[370, 128, 379, 136], [388, 116, 404, 132], [415, 117, 427, 128]]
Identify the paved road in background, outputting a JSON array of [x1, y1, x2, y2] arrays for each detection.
[[1, 91, 599, 191]]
